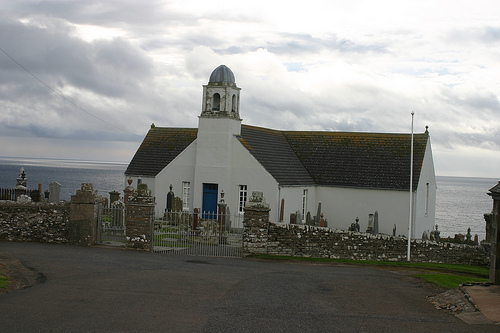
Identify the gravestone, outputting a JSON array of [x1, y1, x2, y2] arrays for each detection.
[[166, 184, 174, 213], [15, 167, 27, 188], [109, 190, 120, 205], [49, 182, 61, 202], [366, 214, 374, 233], [306, 211, 313, 226], [296, 211, 302, 225], [315, 202, 322, 226], [374, 211, 379, 234]]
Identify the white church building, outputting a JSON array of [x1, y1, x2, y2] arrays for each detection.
[[125, 65, 436, 238]]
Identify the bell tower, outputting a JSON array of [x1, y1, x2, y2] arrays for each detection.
[[194, 65, 242, 213], [201, 65, 241, 121]]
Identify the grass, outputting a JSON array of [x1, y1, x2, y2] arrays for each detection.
[[413, 273, 489, 289], [0, 272, 11, 289], [249, 255, 490, 288], [251, 255, 489, 277]]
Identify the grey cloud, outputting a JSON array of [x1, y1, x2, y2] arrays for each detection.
[[447, 26, 500, 44], [0, 16, 153, 98], [214, 32, 389, 56]]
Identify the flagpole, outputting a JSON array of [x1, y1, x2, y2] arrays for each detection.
[[407, 112, 414, 261]]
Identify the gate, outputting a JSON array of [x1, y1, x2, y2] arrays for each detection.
[[97, 203, 126, 245], [153, 210, 244, 257]]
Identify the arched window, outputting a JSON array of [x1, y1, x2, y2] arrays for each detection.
[[212, 93, 220, 111], [231, 94, 236, 113]]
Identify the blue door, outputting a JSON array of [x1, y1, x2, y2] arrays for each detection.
[[202, 183, 218, 219]]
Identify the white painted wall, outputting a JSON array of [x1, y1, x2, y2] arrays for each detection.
[[413, 136, 437, 237], [153, 141, 197, 216], [281, 185, 411, 236], [229, 138, 279, 219]]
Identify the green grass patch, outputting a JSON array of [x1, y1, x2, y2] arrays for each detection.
[[414, 273, 489, 289], [0, 273, 11, 289], [250, 255, 489, 278]]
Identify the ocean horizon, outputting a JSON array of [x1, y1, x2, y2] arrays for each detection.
[[0, 156, 497, 241]]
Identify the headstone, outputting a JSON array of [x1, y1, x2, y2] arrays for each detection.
[[422, 230, 429, 240], [290, 213, 296, 224], [466, 227, 472, 242], [296, 210, 302, 225], [49, 182, 61, 203], [430, 225, 440, 242], [279, 198, 285, 222], [315, 202, 322, 226], [306, 211, 312, 226], [109, 190, 120, 205], [320, 213, 326, 227], [15, 167, 27, 188], [49, 182, 61, 202], [366, 214, 374, 233], [393, 224, 397, 236], [166, 184, 174, 212], [225, 206, 231, 232]]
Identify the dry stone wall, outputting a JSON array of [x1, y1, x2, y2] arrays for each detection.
[[0, 201, 70, 244], [266, 223, 489, 267]]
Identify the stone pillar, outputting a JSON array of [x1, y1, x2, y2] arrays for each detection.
[[243, 191, 271, 256], [487, 181, 500, 284], [125, 183, 155, 251], [69, 183, 98, 246]]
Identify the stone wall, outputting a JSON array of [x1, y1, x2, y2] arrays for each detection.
[[265, 223, 489, 267], [0, 201, 70, 243]]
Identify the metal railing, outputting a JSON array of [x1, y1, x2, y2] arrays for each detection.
[[97, 204, 126, 245], [0, 188, 39, 201], [153, 210, 244, 257]]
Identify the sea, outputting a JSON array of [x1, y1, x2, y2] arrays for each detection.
[[0, 157, 497, 241]]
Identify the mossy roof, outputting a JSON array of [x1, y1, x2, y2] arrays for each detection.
[[126, 124, 429, 190]]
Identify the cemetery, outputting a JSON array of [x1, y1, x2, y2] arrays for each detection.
[[0, 168, 499, 285]]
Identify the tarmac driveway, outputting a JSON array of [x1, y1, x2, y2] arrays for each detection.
[[0, 242, 498, 333]]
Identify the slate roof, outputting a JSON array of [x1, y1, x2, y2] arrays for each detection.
[[126, 124, 429, 191], [125, 126, 197, 177], [238, 125, 314, 185], [281, 130, 428, 190]]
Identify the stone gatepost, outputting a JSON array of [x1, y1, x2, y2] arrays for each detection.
[[125, 183, 155, 251], [243, 191, 270, 256], [69, 183, 99, 246], [487, 181, 500, 284]]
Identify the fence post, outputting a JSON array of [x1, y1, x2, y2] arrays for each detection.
[[69, 183, 99, 246], [243, 191, 270, 256], [487, 181, 500, 284], [125, 183, 155, 251]]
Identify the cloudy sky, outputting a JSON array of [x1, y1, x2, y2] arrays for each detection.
[[0, 0, 499, 178]]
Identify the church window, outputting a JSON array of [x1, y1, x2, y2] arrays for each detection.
[[213, 93, 220, 111], [302, 189, 308, 222], [232, 94, 236, 113], [238, 185, 248, 213], [182, 181, 190, 211]]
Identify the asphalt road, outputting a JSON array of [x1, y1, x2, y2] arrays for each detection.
[[0, 242, 498, 333]]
